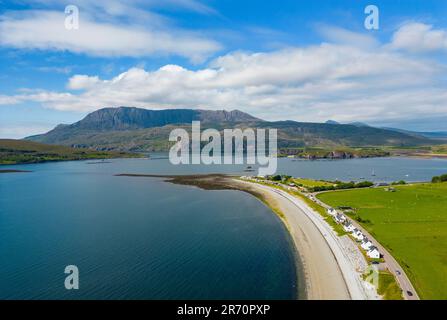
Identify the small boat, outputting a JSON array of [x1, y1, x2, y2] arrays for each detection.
[[244, 166, 255, 172]]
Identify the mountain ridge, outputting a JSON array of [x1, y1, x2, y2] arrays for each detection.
[[56, 107, 262, 131], [26, 107, 438, 152]]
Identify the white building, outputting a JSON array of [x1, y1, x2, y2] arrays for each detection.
[[327, 208, 337, 217], [334, 214, 347, 224], [343, 222, 356, 233], [352, 229, 365, 241], [367, 246, 381, 259], [361, 239, 373, 250]]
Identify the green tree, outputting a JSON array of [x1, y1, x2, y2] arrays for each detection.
[[432, 176, 441, 183]]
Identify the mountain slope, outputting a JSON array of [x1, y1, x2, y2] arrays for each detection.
[[26, 107, 436, 152], [27, 107, 260, 145], [263, 121, 432, 147], [382, 127, 447, 140], [60, 107, 260, 131]]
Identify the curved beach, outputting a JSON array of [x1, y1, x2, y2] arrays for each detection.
[[118, 174, 371, 300], [233, 179, 353, 300]]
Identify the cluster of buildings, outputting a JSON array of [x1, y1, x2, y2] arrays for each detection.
[[240, 176, 299, 190], [241, 175, 382, 260], [327, 208, 381, 259], [240, 175, 267, 182]]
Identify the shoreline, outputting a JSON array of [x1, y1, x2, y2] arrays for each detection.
[[116, 173, 372, 300], [0, 169, 32, 174], [3, 152, 447, 167], [0, 155, 146, 166]]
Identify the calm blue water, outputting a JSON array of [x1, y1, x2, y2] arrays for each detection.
[[277, 157, 447, 183], [1, 156, 446, 299], [0, 160, 299, 299]]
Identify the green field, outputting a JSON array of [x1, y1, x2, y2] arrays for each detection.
[[317, 183, 447, 299], [291, 178, 334, 188], [378, 272, 403, 300]]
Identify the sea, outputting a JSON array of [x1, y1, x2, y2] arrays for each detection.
[[1, 156, 446, 299]]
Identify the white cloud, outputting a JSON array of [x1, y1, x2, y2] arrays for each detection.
[[68, 75, 100, 90], [27, 0, 218, 17], [391, 22, 447, 53], [3, 41, 446, 125], [0, 95, 21, 105], [0, 8, 221, 62], [2, 19, 447, 127], [317, 25, 379, 49]]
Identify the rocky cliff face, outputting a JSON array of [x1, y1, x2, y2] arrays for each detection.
[[69, 107, 261, 131]]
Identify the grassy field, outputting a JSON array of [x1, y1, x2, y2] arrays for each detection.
[[0, 139, 140, 164], [387, 145, 447, 158], [291, 178, 334, 188], [378, 272, 404, 300], [317, 183, 447, 299]]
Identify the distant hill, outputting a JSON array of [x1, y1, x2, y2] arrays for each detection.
[[326, 120, 370, 127], [348, 122, 370, 128], [418, 132, 447, 139], [26, 107, 437, 152], [0, 139, 138, 164], [382, 127, 447, 140]]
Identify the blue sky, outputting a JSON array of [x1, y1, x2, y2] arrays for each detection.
[[1, 0, 447, 138]]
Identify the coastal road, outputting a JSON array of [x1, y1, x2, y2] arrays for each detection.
[[311, 193, 420, 300], [239, 181, 373, 300], [268, 187, 371, 300]]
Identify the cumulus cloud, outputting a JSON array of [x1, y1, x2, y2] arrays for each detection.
[[2, 17, 447, 126], [391, 22, 447, 53], [68, 75, 100, 90], [317, 25, 379, 49], [0, 7, 221, 62], [0, 95, 22, 105], [3, 41, 446, 124]]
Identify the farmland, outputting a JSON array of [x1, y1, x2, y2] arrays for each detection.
[[318, 183, 447, 299]]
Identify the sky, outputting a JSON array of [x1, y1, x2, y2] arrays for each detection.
[[1, 0, 447, 138]]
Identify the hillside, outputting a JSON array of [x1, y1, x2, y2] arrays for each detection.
[[30, 107, 260, 134], [0, 139, 139, 165], [26, 107, 436, 152], [383, 127, 447, 140]]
